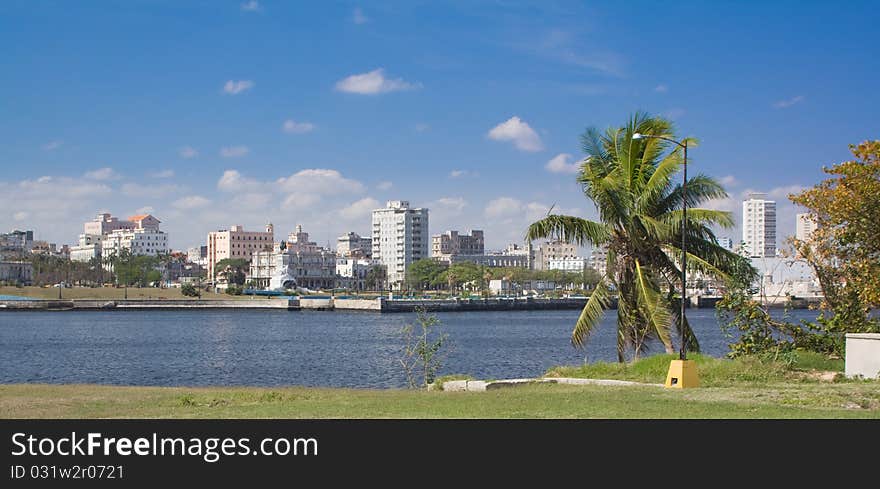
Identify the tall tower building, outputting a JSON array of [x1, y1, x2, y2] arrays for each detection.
[[742, 193, 777, 257], [795, 213, 817, 241], [371, 200, 429, 287]]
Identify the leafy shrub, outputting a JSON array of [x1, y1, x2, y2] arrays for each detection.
[[181, 283, 199, 297]]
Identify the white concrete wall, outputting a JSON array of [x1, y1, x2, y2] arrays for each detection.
[[845, 333, 880, 379]]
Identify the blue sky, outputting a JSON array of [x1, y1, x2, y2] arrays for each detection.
[[1, 0, 878, 251]]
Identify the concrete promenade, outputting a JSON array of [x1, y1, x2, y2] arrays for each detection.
[[0, 296, 591, 312]]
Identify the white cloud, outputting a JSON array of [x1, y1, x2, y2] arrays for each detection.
[[240, 1, 261, 12], [654, 84, 668, 93], [415, 123, 430, 132], [282, 119, 316, 134], [42, 140, 63, 151], [718, 175, 738, 187], [152, 169, 175, 179], [277, 169, 365, 195], [352, 7, 369, 24], [84, 167, 121, 180], [487, 116, 543, 152], [282, 193, 320, 209], [434, 197, 467, 212], [220, 146, 249, 158], [134, 206, 155, 215], [179, 146, 198, 159], [173, 196, 211, 210], [223, 80, 254, 95], [121, 183, 184, 198], [0, 176, 114, 243], [484, 197, 524, 219], [335, 68, 420, 95], [218, 170, 262, 192], [376, 181, 393, 190], [545, 153, 581, 174], [773, 95, 805, 109], [449, 170, 468, 178], [339, 197, 380, 220]]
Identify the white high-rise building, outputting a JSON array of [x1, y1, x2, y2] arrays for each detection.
[[718, 237, 734, 250], [371, 200, 428, 287], [796, 213, 817, 241], [742, 194, 777, 257]]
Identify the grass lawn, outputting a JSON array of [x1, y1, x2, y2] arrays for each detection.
[[1, 354, 877, 419], [0, 285, 250, 301]]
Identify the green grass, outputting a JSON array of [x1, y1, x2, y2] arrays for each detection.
[[1, 377, 878, 419], [545, 353, 848, 387], [0, 353, 874, 419]]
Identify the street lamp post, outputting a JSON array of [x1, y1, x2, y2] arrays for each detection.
[[633, 132, 698, 388]]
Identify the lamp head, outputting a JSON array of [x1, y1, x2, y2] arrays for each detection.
[[632, 133, 644, 140]]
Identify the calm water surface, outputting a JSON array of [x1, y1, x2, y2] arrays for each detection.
[[0, 309, 818, 388]]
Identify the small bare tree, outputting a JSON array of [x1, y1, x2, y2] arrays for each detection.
[[398, 308, 450, 388]]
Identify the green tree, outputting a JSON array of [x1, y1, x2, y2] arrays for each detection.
[[214, 258, 249, 286], [398, 308, 450, 388], [365, 264, 387, 291], [527, 113, 754, 361], [406, 259, 447, 291]]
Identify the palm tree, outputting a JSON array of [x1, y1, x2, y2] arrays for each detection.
[[527, 113, 754, 362]]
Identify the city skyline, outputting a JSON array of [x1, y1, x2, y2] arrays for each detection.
[[2, 1, 878, 250]]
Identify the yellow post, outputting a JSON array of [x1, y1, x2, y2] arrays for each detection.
[[665, 359, 699, 388]]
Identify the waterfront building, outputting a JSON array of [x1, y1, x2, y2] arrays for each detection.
[[206, 223, 274, 281], [436, 252, 530, 268], [371, 200, 429, 287], [534, 240, 577, 271], [589, 245, 608, 277], [30, 241, 69, 258], [186, 245, 208, 266], [287, 225, 322, 253], [101, 214, 168, 261], [547, 256, 589, 272], [337, 232, 372, 259], [795, 213, 818, 242], [742, 194, 777, 257], [83, 213, 135, 236], [0, 261, 33, 285], [431, 230, 484, 259], [69, 234, 102, 263], [0, 230, 34, 258], [335, 257, 378, 291], [249, 240, 337, 291]]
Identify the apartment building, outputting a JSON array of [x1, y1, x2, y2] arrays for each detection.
[[371, 200, 428, 287], [207, 223, 274, 280], [742, 194, 777, 257]]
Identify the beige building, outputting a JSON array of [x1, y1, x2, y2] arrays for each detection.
[[207, 223, 274, 281], [431, 230, 484, 258], [84, 213, 134, 236], [337, 232, 372, 259], [534, 240, 577, 270]]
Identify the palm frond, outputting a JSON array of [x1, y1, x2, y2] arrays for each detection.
[[634, 260, 673, 351], [525, 215, 608, 247], [572, 277, 612, 348]]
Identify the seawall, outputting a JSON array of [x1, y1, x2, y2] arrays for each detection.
[[0, 298, 299, 311]]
